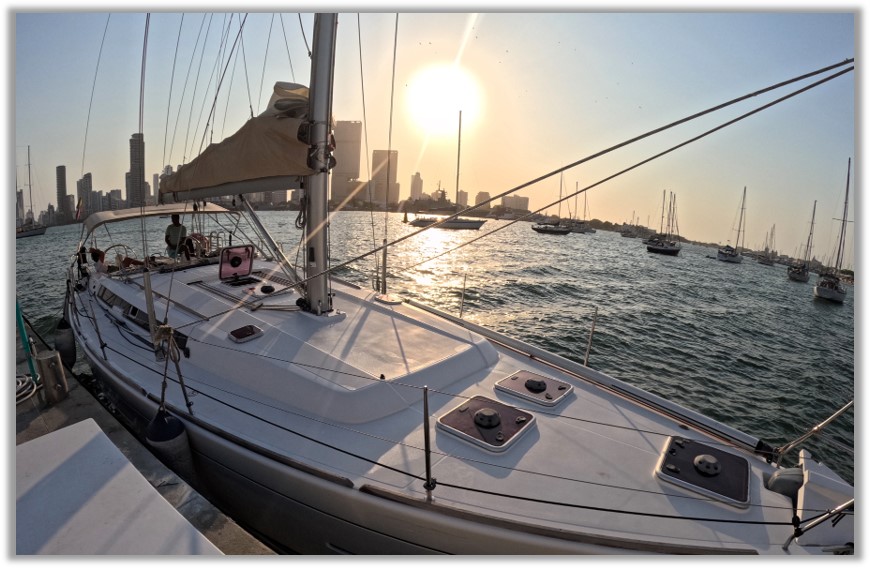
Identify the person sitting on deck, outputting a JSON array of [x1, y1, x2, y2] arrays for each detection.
[[89, 247, 145, 274], [165, 214, 188, 259]]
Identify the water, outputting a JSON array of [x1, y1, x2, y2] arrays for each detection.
[[16, 210, 854, 483]]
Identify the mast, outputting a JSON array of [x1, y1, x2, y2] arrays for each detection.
[[659, 189, 666, 235], [26, 145, 34, 223], [833, 158, 851, 273], [736, 186, 746, 252], [455, 110, 462, 214], [303, 13, 338, 315], [804, 200, 817, 264]]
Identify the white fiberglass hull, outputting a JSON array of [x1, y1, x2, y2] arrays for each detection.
[[813, 283, 846, 303]]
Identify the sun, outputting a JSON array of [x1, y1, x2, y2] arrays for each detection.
[[405, 64, 482, 138]]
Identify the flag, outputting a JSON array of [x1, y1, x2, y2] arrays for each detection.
[[75, 198, 83, 220]]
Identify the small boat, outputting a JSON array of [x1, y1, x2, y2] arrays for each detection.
[[15, 146, 46, 239], [813, 159, 851, 303], [407, 215, 485, 230], [646, 190, 681, 256], [717, 187, 747, 263], [788, 201, 816, 282], [531, 222, 571, 235]]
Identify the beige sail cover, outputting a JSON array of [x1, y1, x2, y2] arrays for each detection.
[[159, 115, 313, 197], [160, 83, 315, 199]]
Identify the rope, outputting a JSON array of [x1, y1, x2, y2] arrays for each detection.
[[154, 324, 194, 415]]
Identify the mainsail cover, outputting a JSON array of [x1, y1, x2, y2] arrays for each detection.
[[160, 82, 315, 202]]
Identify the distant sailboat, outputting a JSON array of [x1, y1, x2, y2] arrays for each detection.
[[407, 111, 485, 230], [569, 182, 595, 234], [717, 187, 746, 263], [15, 145, 47, 239], [757, 224, 776, 265], [646, 190, 681, 256], [788, 201, 816, 283], [813, 159, 851, 303], [532, 172, 571, 235]]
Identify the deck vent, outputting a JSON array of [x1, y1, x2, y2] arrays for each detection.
[[495, 370, 573, 407], [655, 436, 750, 507], [437, 396, 535, 452]]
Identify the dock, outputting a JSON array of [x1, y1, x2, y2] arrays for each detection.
[[15, 316, 275, 555]]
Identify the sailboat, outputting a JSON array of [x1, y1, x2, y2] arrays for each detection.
[[532, 172, 571, 234], [646, 190, 681, 256], [568, 183, 595, 234], [757, 224, 776, 265], [15, 146, 47, 239], [61, 14, 852, 554], [407, 111, 485, 230], [717, 187, 746, 263], [813, 159, 851, 303], [788, 201, 816, 282]]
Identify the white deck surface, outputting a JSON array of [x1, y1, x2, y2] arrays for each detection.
[[16, 418, 222, 555]]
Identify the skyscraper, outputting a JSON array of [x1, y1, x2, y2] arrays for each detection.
[[372, 149, 399, 206], [56, 165, 67, 218], [128, 133, 146, 207], [332, 121, 363, 204], [410, 172, 423, 200]]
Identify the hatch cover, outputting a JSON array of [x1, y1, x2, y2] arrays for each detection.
[[495, 370, 573, 406], [655, 436, 750, 507], [437, 396, 535, 452]]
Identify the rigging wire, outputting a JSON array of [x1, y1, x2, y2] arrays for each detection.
[[80, 14, 111, 186], [162, 14, 185, 175], [181, 14, 214, 165], [278, 13, 297, 82], [297, 13, 311, 56], [355, 13, 381, 290], [167, 13, 208, 169], [196, 13, 248, 155], [255, 13, 276, 116]]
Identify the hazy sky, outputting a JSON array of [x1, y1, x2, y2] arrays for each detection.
[[11, 4, 856, 266]]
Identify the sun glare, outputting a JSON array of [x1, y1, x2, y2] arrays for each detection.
[[405, 64, 482, 137]]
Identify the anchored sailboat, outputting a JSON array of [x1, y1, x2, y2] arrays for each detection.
[[407, 111, 485, 230], [717, 187, 746, 263], [646, 190, 681, 256], [15, 146, 46, 239], [813, 158, 851, 303], [788, 201, 816, 282]]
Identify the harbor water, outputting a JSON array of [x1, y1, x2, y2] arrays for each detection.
[[16, 210, 854, 484]]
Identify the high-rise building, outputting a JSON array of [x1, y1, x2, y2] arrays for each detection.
[[16, 189, 24, 222], [153, 173, 159, 200], [56, 165, 68, 217], [128, 133, 146, 207], [502, 194, 530, 211], [77, 173, 93, 217], [332, 121, 363, 204], [475, 191, 492, 210], [372, 149, 400, 206], [410, 172, 423, 200], [457, 190, 468, 207]]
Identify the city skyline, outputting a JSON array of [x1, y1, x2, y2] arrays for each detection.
[[12, 8, 856, 265]]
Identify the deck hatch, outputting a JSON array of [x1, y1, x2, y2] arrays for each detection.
[[495, 370, 573, 406], [437, 396, 535, 452], [655, 436, 750, 507]]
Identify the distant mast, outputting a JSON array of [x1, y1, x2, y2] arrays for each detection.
[[455, 110, 462, 213]]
